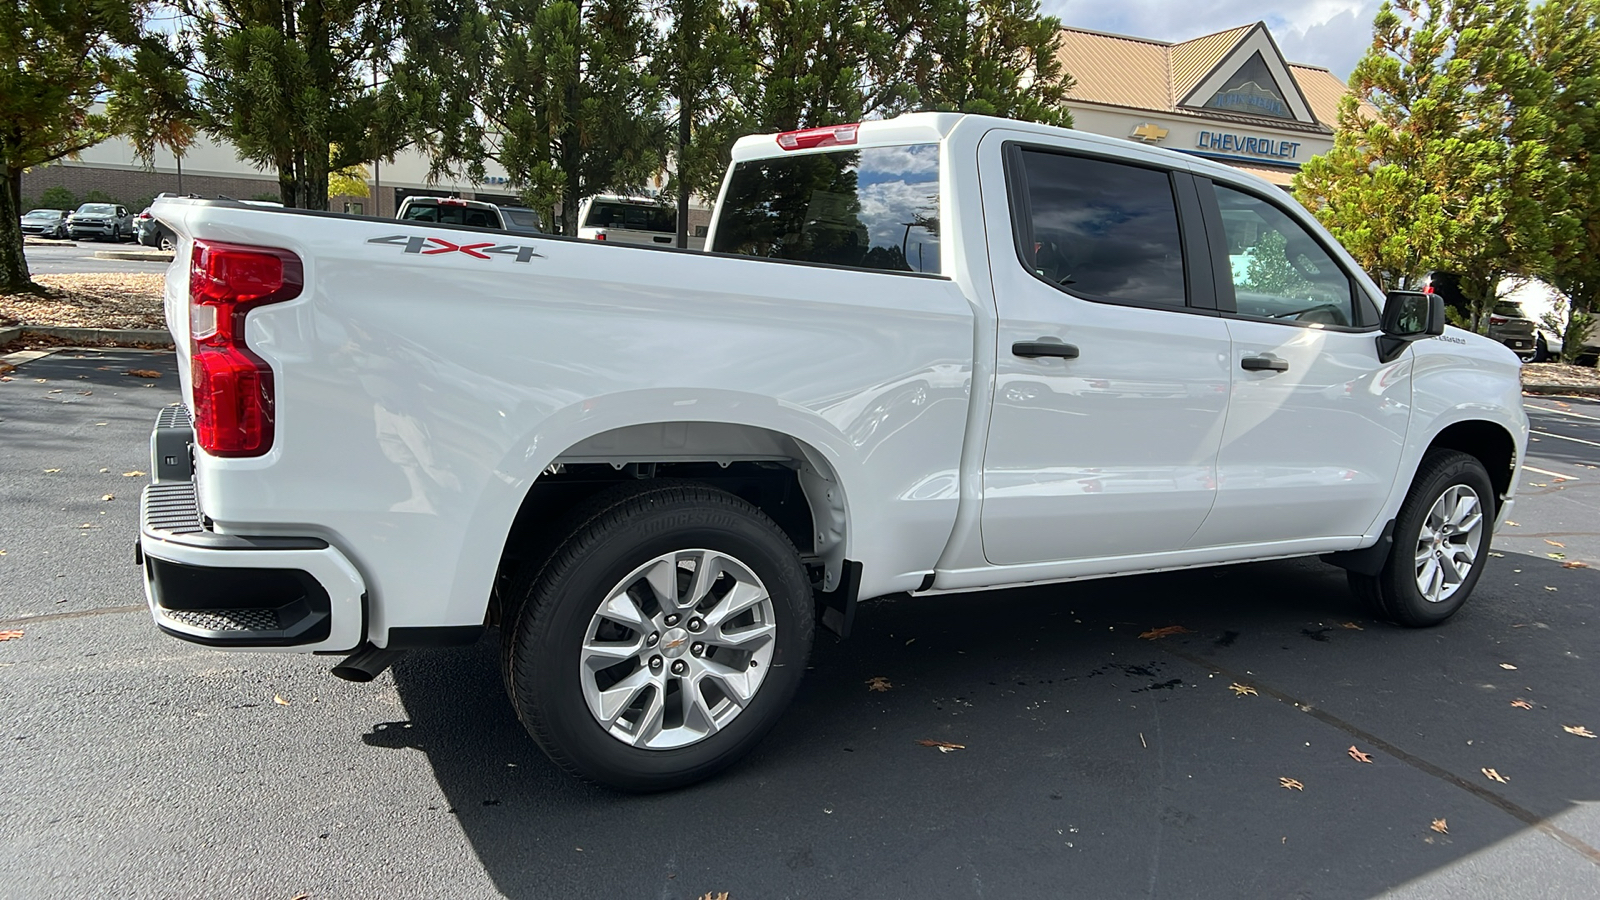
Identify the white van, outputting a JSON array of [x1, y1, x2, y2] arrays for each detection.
[[575, 195, 708, 249]]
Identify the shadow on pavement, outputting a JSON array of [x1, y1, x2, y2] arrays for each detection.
[[374, 552, 1598, 898]]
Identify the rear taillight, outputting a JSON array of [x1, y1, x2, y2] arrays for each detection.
[[188, 240, 302, 457], [776, 123, 859, 151], [593, 231, 607, 241], [1489, 314, 1508, 325]]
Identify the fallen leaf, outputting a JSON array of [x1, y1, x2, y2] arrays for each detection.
[[101, 494, 114, 502], [1338, 621, 1363, 630], [77, 523, 94, 529], [33, 378, 46, 383], [1530, 482, 1548, 487], [1489, 551, 1505, 557], [122, 470, 145, 477], [1545, 586, 1559, 592], [274, 695, 290, 706], [865, 676, 893, 692], [48, 388, 61, 394], [1431, 818, 1449, 835], [1511, 699, 1533, 709], [43, 468, 60, 473], [1138, 625, 1192, 640], [1545, 540, 1566, 548], [1482, 768, 1509, 784], [0, 630, 23, 642], [916, 739, 965, 752], [1499, 663, 1518, 670], [698, 893, 730, 900], [1229, 683, 1258, 697], [1347, 745, 1374, 764], [1279, 777, 1304, 791], [0, 363, 12, 374], [1505, 521, 1520, 526], [289, 895, 310, 900], [1548, 552, 1567, 560], [124, 369, 162, 378], [1562, 725, 1597, 739], [1562, 561, 1590, 569]]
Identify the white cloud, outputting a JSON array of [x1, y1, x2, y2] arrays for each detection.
[[1045, 0, 1381, 80]]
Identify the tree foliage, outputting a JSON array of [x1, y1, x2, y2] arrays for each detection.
[[887, 0, 1074, 126], [1531, 0, 1600, 360], [1296, 0, 1564, 333], [107, 43, 199, 194], [1, 0, 148, 292]]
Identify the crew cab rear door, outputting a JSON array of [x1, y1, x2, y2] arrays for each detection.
[[977, 133, 1231, 565]]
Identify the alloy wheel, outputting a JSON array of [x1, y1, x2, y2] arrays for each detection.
[[1413, 484, 1485, 603]]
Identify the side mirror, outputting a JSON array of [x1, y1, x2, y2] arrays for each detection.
[[1376, 290, 1445, 362]]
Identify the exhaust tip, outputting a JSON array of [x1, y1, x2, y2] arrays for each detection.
[[331, 644, 406, 682]]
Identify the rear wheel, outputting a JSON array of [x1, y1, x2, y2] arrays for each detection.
[[501, 481, 813, 791], [1531, 333, 1551, 363], [1349, 450, 1494, 627], [159, 236, 176, 252]]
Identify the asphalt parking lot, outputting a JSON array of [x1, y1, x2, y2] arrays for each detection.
[[2, 349, 1597, 900], [22, 243, 170, 275]]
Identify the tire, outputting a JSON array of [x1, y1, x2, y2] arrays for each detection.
[[501, 480, 814, 791], [159, 236, 176, 252], [1531, 334, 1551, 363], [1348, 450, 1495, 627]]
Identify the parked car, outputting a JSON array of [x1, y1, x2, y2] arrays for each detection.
[[1501, 276, 1599, 363], [396, 195, 504, 229], [21, 208, 71, 239], [145, 113, 1526, 791], [1423, 272, 1542, 359], [576, 194, 708, 249], [135, 208, 171, 250], [66, 203, 133, 242], [498, 205, 544, 235]]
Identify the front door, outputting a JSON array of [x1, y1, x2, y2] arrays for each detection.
[[979, 143, 1232, 566], [1187, 180, 1410, 547]]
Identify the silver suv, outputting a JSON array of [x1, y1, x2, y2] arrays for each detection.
[[66, 203, 133, 242]]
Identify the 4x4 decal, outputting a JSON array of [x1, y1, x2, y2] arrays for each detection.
[[368, 234, 543, 263]]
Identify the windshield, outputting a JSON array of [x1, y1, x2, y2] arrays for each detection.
[[712, 143, 942, 275], [24, 210, 62, 219], [1492, 302, 1529, 319], [583, 201, 675, 233], [77, 204, 116, 215]]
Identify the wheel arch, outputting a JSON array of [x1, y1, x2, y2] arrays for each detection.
[[486, 419, 855, 628], [1424, 419, 1518, 513]]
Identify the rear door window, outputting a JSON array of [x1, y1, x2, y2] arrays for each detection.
[[1012, 150, 1187, 306], [584, 202, 676, 233], [712, 143, 942, 274]]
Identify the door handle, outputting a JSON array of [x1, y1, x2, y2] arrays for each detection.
[[1013, 340, 1080, 360], [1240, 355, 1289, 372]]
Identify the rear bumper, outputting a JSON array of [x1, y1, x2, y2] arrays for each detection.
[[138, 407, 365, 652]]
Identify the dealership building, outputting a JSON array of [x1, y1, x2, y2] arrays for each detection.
[[1054, 22, 1350, 186], [21, 21, 1347, 215]]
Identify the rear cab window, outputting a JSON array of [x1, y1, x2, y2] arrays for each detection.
[[712, 143, 942, 275], [584, 201, 676, 234]]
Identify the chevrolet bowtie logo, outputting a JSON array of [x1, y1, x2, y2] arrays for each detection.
[[662, 637, 687, 650], [1130, 123, 1170, 143]]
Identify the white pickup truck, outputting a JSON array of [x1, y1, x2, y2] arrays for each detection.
[[142, 113, 1527, 790]]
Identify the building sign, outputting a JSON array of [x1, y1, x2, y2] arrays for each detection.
[[1196, 131, 1301, 160], [1129, 123, 1169, 143], [1206, 83, 1289, 118]]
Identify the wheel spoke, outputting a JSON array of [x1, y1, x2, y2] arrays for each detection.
[[714, 620, 776, 652], [641, 558, 680, 612], [703, 580, 769, 631], [598, 591, 648, 629], [685, 551, 725, 608], [1418, 557, 1441, 601], [630, 680, 668, 747], [582, 633, 645, 668], [696, 663, 757, 707], [594, 668, 653, 728]]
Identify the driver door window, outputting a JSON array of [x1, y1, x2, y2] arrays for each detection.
[[1214, 185, 1354, 327]]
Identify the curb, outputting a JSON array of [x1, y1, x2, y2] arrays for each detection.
[[0, 325, 173, 347], [1523, 383, 1600, 397], [93, 250, 174, 262], [24, 239, 77, 248]]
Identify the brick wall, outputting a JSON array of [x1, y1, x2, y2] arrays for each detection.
[[22, 163, 281, 209]]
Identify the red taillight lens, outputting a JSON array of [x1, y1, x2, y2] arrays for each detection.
[[593, 232, 607, 241], [776, 123, 859, 151], [1423, 284, 1435, 294], [1489, 314, 1508, 325], [188, 240, 302, 457]]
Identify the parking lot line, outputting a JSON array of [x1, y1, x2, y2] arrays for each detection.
[[1523, 464, 1580, 481], [1532, 429, 1600, 450], [1526, 404, 1600, 423]]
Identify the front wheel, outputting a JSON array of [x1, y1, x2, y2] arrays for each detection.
[[1349, 450, 1495, 627], [502, 481, 814, 791]]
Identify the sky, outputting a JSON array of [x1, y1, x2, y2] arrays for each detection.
[[1043, 0, 1383, 82]]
